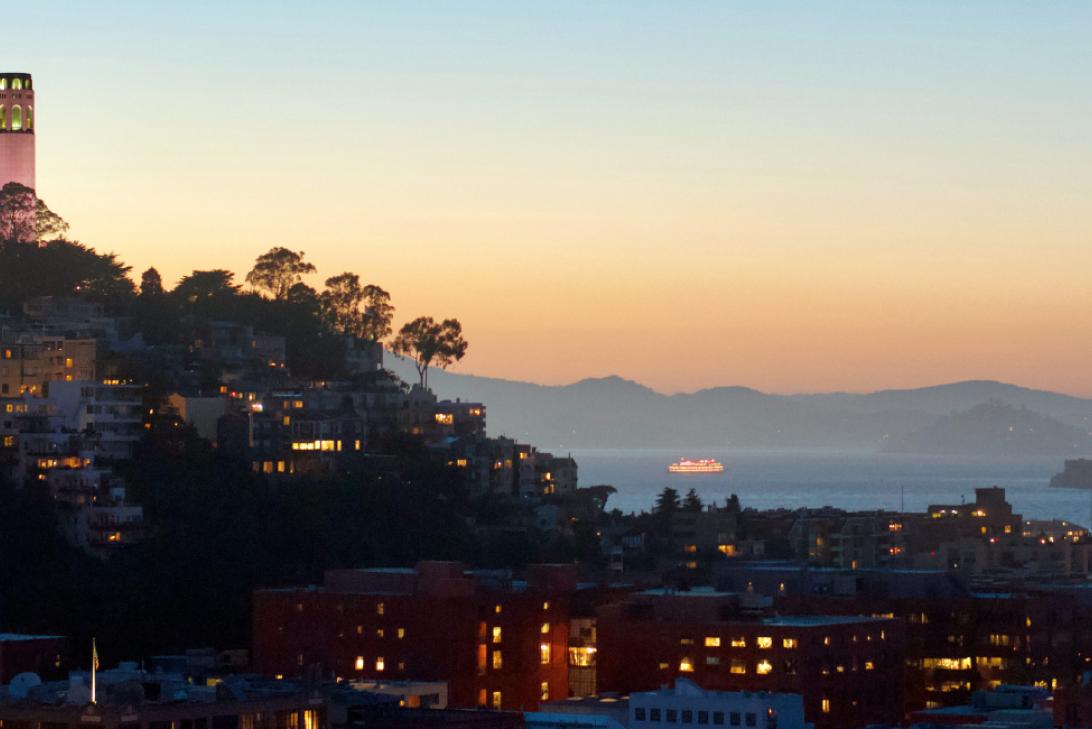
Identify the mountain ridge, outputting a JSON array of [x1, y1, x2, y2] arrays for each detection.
[[384, 356, 1092, 452]]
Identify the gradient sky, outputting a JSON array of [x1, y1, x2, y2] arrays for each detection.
[[8, 2, 1092, 395]]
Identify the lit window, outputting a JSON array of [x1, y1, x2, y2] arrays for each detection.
[[354, 656, 364, 671], [375, 657, 385, 672], [730, 659, 747, 674], [679, 657, 695, 673], [492, 626, 502, 644], [756, 660, 772, 675], [543, 601, 550, 611], [495, 604, 503, 614], [705, 637, 721, 647], [756, 636, 773, 649], [730, 637, 746, 648], [782, 638, 798, 649], [821, 699, 830, 714], [376, 602, 385, 616], [541, 622, 550, 634], [864, 661, 875, 671], [540, 642, 551, 664], [541, 682, 550, 701], [492, 650, 503, 670], [397, 628, 405, 639], [492, 691, 502, 710], [823, 636, 831, 646], [376, 629, 384, 638]]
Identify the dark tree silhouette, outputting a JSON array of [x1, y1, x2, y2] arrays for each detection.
[[246, 247, 316, 300], [390, 317, 468, 389], [0, 182, 68, 243], [682, 488, 703, 512]]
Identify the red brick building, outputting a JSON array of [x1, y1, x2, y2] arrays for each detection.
[[253, 562, 575, 711], [594, 589, 903, 729], [0, 633, 66, 683]]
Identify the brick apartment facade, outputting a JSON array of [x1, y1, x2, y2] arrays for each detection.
[[253, 562, 575, 711], [594, 589, 903, 729]]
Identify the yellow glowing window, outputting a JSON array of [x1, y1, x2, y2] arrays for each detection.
[[356, 625, 363, 635], [541, 682, 549, 701], [541, 622, 550, 634], [492, 650, 503, 670], [756, 660, 773, 675], [679, 657, 695, 673], [865, 661, 875, 671], [354, 439, 362, 450], [718, 544, 736, 556], [376, 628, 384, 638], [355, 656, 364, 671], [821, 699, 830, 714], [782, 638, 798, 649], [540, 642, 551, 664], [495, 604, 503, 614], [704, 636, 721, 647], [756, 636, 773, 649], [294, 400, 304, 409], [823, 636, 831, 646], [684, 544, 697, 554], [569, 646, 597, 667], [492, 692, 502, 710], [434, 413, 454, 425], [730, 659, 747, 674], [375, 657, 385, 672], [283, 416, 291, 426], [376, 602, 385, 616], [64, 357, 74, 368], [277, 461, 286, 473], [543, 601, 550, 611], [730, 637, 746, 648], [397, 628, 405, 639], [492, 626, 502, 643]]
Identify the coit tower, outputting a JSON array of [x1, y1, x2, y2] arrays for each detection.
[[0, 72, 36, 190]]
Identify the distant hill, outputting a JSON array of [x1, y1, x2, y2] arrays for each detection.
[[883, 401, 1092, 456], [385, 355, 1092, 452]]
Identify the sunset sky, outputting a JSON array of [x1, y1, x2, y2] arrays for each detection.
[[9, 2, 1092, 395]]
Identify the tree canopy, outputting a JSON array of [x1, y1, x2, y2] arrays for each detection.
[[390, 316, 469, 389], [0, 182, 69, 243], [246, 247, 316, 300]]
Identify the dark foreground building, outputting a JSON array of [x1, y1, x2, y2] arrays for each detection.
[[594, 588, 903, 729], [254, 562, 576, 711]]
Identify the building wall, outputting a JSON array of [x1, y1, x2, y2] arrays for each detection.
[[0, 635, 66, 682], [0, 73, 35, 191], [595, 598, 902, 729], [253, 564, 574, 711]]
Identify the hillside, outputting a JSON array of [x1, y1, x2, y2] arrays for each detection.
[[883, 401, 1092, 456], [385, 356, 1092, 452]]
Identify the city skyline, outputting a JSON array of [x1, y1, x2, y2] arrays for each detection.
[[9, 1, 1092, 395]]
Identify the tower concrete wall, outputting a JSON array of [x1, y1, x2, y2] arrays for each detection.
[[0, 72, 36, 190]]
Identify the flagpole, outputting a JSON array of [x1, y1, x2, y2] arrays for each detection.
[[91, 637, 97, 704]]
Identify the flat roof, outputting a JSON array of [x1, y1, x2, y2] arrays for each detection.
[[0, 633, 64, 642], [761, 615, 893, 627]]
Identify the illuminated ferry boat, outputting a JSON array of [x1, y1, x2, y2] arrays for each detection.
[[667, 458, 725, 474]]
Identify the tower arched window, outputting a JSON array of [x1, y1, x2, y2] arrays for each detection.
[[11, 78, 21, 91], [0, 78, 6, 91], [25, 78, 31, 90], [11, 105, 21, 131], [0, 105, 5, 131], [25, 107, 32, 131]]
